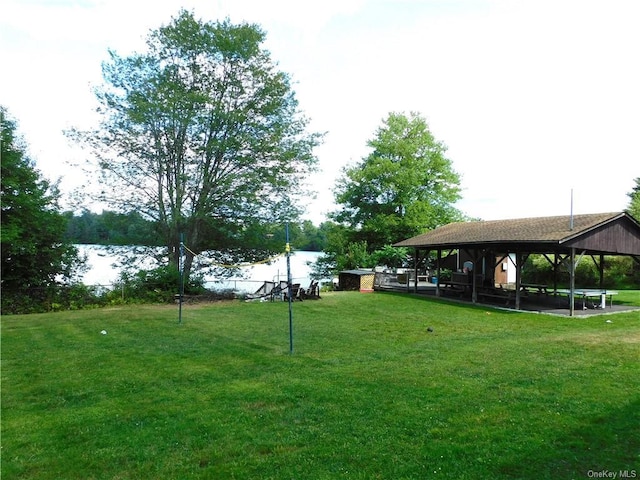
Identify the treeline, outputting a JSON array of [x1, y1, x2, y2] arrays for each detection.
[[63, 210, 162, 246], [64, 210, 331, 252]]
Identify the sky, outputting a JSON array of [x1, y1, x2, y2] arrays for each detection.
[[1, 0, 639, 225]]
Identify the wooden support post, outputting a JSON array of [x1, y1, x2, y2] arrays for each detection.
[[569, 248, 576, 316], [436, 249, 442, 297], [515, 252, 522, 310], [413, 248, 419, 293]]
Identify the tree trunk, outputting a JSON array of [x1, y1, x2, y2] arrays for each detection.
[[183, 251, 194, 280]]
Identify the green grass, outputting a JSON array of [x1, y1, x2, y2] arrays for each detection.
[[2, 292, 639, 479]]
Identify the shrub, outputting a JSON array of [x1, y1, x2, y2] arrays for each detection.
[[522, 254, 636, 289], [1, 283, 107, 314], [109, 265, 206, 304], [53, 283, 107, 310]]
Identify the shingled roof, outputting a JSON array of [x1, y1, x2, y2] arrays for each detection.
[[395, 212, 640, 255]]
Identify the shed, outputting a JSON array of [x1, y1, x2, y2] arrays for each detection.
[[339, 269, 376, 292]]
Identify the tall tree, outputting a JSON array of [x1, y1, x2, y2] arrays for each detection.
[[69, 10, 322, 278], [1, 107, 80, 313], [627, 177, 640, 220], [332, 112, 463, 252]]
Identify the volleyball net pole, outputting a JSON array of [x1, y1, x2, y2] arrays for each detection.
[[178, 233, 185, 325], [286, 222, 294, 354]]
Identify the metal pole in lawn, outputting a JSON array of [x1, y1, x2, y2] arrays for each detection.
[[178, 233, 185, 324], [286, 222, 293, 354]]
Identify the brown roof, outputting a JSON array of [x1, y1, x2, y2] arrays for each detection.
[[395, 212, 640, 254]]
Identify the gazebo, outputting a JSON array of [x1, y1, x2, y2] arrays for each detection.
[[394, 212, 640, 315]]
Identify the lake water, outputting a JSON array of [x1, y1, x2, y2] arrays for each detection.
[[76, 245, 324, 293]]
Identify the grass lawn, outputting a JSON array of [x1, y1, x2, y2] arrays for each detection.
[[2, 292, 639, 479]]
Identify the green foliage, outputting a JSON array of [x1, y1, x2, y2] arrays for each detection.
[[522, 254, 639, 289], [321, 112, 464, 278], [64, 210, 162, 245], [339, 240, 371, 270], [332, 111, 464, 252], [316, 241, 410, 276], [311, 222, 368, 276], [627, 177, 640, 220], [3, 293, 639, 479], [0, 283, 108, 314], [370, 244, 410, 268], [68, 10, 322, 279], [225, 220, 328, 254], [287, 220, 328, 251], [1, 107, 83, 314], [64, 210, 328, 263], [111, 265, 206, 304], [309, 255, 337, 282], [52, 284, 109, 311], [607, 256, 640, 288], [312, 217, 412, 276]]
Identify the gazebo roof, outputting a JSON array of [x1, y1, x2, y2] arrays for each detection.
[[394, 212, 640, 255]]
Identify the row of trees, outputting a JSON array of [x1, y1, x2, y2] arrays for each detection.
[[64, 210, 161, 246], [63, 209, 329, 251], [3, 10, 639, 313]]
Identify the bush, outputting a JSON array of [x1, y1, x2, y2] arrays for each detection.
[[53, 284, 108, 310], [108, 265, 206, 304], [1, 283, 106, 314], [522, 254, 637, 289], [1, 266, 210, 313]]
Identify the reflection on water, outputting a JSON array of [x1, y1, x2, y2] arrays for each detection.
[[76, 245, 323, 293]]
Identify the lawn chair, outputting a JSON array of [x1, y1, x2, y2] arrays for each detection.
[[284, 283, 303, 301], [245, 281, 276, 301], [270, 281, 288, 302], [301, 279, 320, 299]]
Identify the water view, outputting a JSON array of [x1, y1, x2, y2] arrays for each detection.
[[77, 245, 324, 294]]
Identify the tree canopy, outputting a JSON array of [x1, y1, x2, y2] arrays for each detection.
[[69, 10, 322, 277], [1, 107, 81, 313], [627, 178, 640, 220], [332, 112, 464, 252]]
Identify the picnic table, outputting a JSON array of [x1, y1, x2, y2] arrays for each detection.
[[520, 283, 549, 294], [477, 286, 516, 306], [438, 272, 477, 292], [438, 280, 471, 296]]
